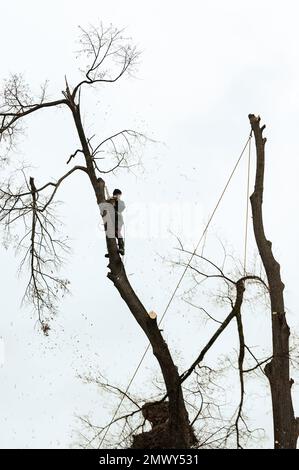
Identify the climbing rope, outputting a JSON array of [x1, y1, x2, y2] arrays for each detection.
[[243, 131, 252, 275], [97, 131, 253, 449]]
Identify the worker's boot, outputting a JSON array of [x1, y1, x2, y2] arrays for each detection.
[[118, 238, 125, 256]]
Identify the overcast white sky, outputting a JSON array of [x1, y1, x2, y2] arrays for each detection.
[[0, 0, 299, 449]]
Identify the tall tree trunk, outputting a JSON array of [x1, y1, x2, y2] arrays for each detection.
[[249, 114, 298, 448], [70, 101, 194, 448]]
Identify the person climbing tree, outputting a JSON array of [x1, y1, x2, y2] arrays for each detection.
[[103, 188, 125, 257]]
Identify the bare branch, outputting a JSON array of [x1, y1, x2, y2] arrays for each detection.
[[88, 129, 148, 175], [72, 24, 140, 98]]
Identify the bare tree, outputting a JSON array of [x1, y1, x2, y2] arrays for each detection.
[[0, 24, 195, 448], [1, 24, 297, 449]]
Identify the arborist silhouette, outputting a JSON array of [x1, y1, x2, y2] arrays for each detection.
[[104, 188, 125, 257]]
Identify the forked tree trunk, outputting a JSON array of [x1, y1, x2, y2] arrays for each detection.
[[249, 114, 298, 448]]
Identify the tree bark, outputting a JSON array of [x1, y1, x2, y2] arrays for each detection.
[[249, 114, 298, 449]]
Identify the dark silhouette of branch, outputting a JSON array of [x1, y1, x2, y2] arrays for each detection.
[[180, 279, 246, 385], [234, 308, 245, 448], [0, 74, 68, 141]]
